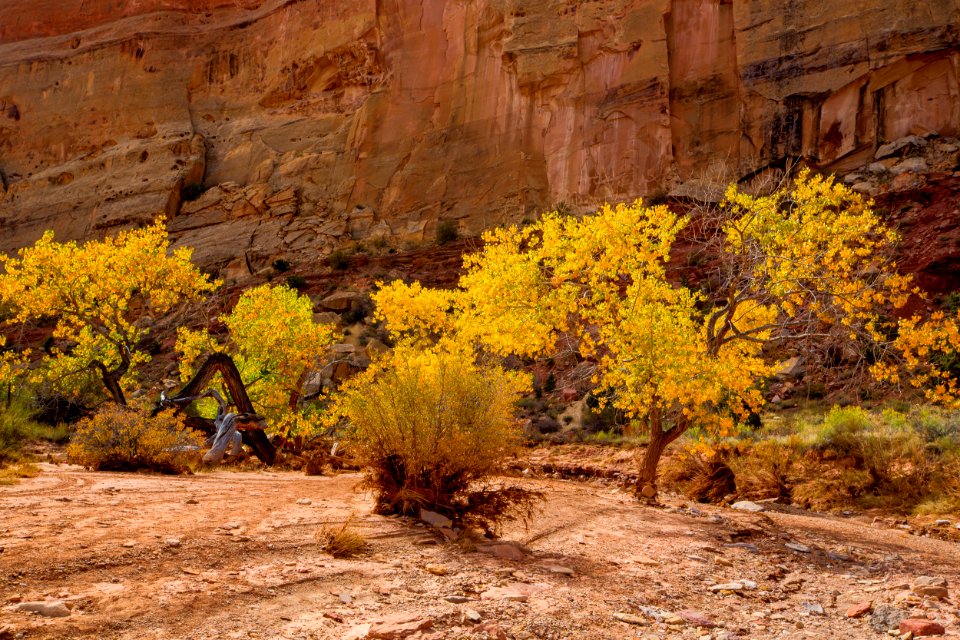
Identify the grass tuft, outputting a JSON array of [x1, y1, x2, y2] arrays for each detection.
[[316, 516, 367, 558]]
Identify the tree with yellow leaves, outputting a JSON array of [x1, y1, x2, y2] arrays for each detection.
[[375, 170, 910, 498], [874, 311, 960, 407], [0, 220, 217, 405], [176, 284, 336, 434], [0, 336, 29, 407]]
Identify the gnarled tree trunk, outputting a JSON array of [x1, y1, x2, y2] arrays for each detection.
[[156, 353, 276, 465]]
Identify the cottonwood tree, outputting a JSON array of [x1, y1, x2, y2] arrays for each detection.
[[875, 311, 960, 406], [0, 220, 217, 405], [375, 170, 911, 498], [0, 336, 28, 407], [176, 283, 336, 435]]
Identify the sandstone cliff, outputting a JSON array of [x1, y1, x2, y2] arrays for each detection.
[[0, 0, 958, 273]]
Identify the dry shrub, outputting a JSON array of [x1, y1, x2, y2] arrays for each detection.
[[341, 345, 541, 528], [666, 406, 960, 515], [812, 406, 932, 501], [729, 437, 804, 501], [662, 443, 737, 503], [791, 466, 873, 510], [316, 516, 367, 558], [457, 484, 543, 537], [67, 405, 203, 473], [0, 462, 40, 486]]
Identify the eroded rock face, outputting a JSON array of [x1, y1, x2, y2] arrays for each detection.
[[0, 0, 958, 272]]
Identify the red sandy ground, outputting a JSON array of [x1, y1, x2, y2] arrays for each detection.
[[1, 463, 959, 640]]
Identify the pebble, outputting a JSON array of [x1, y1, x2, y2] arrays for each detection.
[[15, 601, 71, 618], [846, 601, 873, 618], [482, 543, 527, 562], [709, 580, 757, 592], [785, 542, 811, 553], [480, 583, 546, 602], [185, 498, 199, 504], [425, 564, 450, 576], [296, 498, 312, 505], [463, 608, 482, 623], [164, 538, 181, 548], [122, 541, 136, 548], [612, 612, 646, 626], [933, 520, 951, 526], [731, 501, 766, 513], [679, 611, 717, 628], [420, 509, 453, 529], [871, 604, 906, 632], [444, 595, 471, 603], [899, 618, 946, 637], [545, 565, 575, 576], [912, 576, 949, 598]]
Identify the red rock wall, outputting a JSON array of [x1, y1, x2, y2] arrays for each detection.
[[0, 0, 958, 272]]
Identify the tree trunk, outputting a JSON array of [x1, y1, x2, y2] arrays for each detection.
[[157, 353, 276, 465], [637, 425, 669, 500], [99, 369, 127, 406], [635, 409, 687, 502]]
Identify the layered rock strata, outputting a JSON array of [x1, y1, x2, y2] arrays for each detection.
[[0, 0, 958, 272]]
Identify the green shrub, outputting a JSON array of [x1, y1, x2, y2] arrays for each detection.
[[435, 219, 459, 245], [67, 405, 203, 473], [327, 250, 350, 270], [286, 275, 307, 290], [272, 259, 291, 273], [0, 396, 70, 465]]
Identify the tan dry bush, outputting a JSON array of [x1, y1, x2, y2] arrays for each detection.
[[340, 343, 539, 530], [791, 466, 874, 510], [662, 444, 737, 503], [67, 405, 203, 473], [729, 437, 805, 501], [0, 462, 40, 486], [316, 517, 367, 558], [811, 407, 932, 501]]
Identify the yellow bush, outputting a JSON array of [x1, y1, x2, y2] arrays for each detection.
[[67, 405, 204, 473], [339, 342, 528, 519]]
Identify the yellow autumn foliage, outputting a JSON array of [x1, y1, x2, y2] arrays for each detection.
[[177, 283, 336, 434], [878, 311, 960, 407], [67, 405, 204, 473], [0, 337, 28, 390], [374, 170, 909, 492], [337, 339, 529, 515], [0, 219, 217, 404]]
